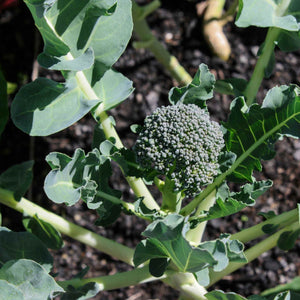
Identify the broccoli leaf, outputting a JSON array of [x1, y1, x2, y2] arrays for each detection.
[[22, 215, 64, 250], [235, 0, 299, 31], [0, 228, 53, 273], [0, 161, 34, 201], [168, 64, 215, 107], [11, 0, 133, 136], [44, 149, 122, 214], [38, 48, 95, 71], [277, 229, 300, 251], [11, 77, 101, 136], [133, 214, 216, 276], [195, 234, 246, 286], [0, 280, 24, 300], [99, 139, 144, 177], [205, 290, 248, 300], [94, 200, 122, 227], [61, 282, 100, 300], [190, 180, 272, 226], [261, 277, 300, 296], [223, 85, 300, 183], [0, 259, 64, 299]]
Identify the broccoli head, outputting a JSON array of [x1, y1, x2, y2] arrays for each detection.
[[134, 104, 224, 197]]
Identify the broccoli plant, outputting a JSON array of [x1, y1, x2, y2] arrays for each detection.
[[0, 0, 299, 300]]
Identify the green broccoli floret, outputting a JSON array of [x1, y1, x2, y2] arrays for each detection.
[[134, 104, 224, 197]]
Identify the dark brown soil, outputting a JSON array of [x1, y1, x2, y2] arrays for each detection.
[[0, 1, 299, 299]]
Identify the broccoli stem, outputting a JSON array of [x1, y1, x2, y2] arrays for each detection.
[[185, 191, 216, 245], [244, 27, 281, 105], [160, 177, 184, 212]]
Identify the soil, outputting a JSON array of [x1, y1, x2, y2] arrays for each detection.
[[0, 1, 300, 299]]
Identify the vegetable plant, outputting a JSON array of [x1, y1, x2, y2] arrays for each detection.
[[0, 0, 300, 299]]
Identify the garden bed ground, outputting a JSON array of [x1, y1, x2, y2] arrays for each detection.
[[0, 1, 300, 299]]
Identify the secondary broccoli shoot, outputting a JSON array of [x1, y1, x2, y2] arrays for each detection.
[[134, 104, 224, 197]]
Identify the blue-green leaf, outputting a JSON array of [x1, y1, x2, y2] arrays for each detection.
[[277, 30, 300, 52], [12, 0, 133, 136], [11, 78, 100, 136], [199, 234, 246, 273], [0, 228, 53, 273], [223, 85, 300, 183], [0, 259, 64, 300], [25, 0, 133, 68], [205, 290, 247, 300], [95, 201, 122, 227], [236, 0, 299, 31], [22, 215, 64, 250], [0, 280, 24, 300], [0, 161, 34, 201], [261, 277, 300, 296], [44, 149, 122, 214], [61, 282, 100, 300], [134, 214, 216, 275], [94, 69, 134, 111], [38, 48, 94, 71], [277, 229, 300, 250], [168, 64, 215, 108], [191, 180, 272, 226]]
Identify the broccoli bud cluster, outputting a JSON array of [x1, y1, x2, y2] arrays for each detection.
[[134, 104, 224, 197]]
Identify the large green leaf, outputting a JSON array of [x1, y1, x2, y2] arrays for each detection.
[[0, 161, 34, 201], [236, 0, 299, 31], [25, 0, 132, 68], [0, 228, 53, 273], [134, 214, 217, 276], [0, 280, 24, 300], [0, 70, 8, 136], [11, 78, 100, 136], [0, 259, 64, 300], [222, 85, 300, 183], [44, 149, 122, 212], [11, 0, 133, 136]]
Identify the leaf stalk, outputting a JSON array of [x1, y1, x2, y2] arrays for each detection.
[[208, 221, 300, 287], [0, 188, 135, 265]]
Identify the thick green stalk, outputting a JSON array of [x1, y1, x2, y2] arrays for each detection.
[[244, 27, 281, 105], [160, 177, 183, 212], [0, 188, 135, 265], [185, 191, 216, 245], [231, 208, 299, 243], [132, 1, 192, 86], [208, 221, 300, 287], [163, 272, 208, 300], [59, 265, 163, 291]]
